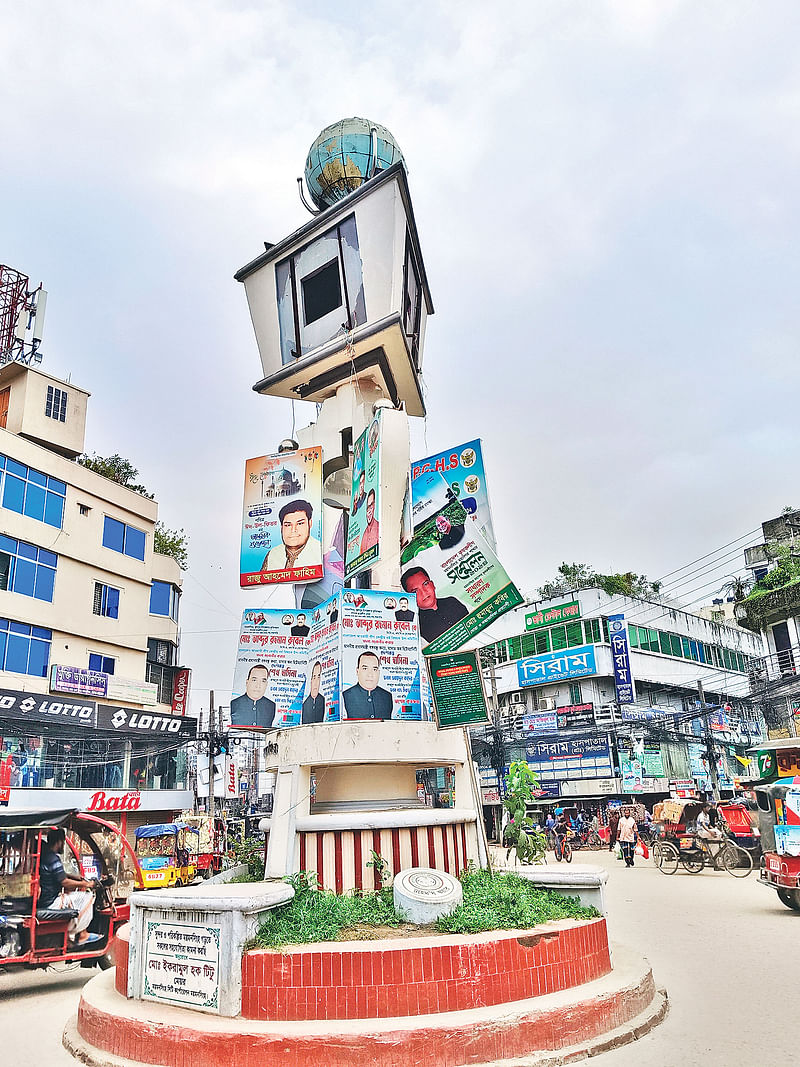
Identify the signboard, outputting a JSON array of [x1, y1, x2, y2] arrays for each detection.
[[525, 601, 580, 631], [0, 687, 197, 738], [621, 758, 645, 792], [411, 439, 497, 551], [556, 703, 595, 730], [197, 756, 237, 799], [620, 707, 674, 722], [345, 410, 382, 579], [531, 781, 561, 799], [522, 712, 558, 733], [608, 615, 636, 705], [403, 447, 522, 653], [171, 668, 192, 717], [670, 779, 698, 799], [142, 921, 221, 1012], [642, 746, 665, 777], [427, 650, 489, 729], [559, 778, 619, 798], [230, 591, 426, 731], [481, 787, 501, 804], [525, 736, 613, 785], [517, 645, 596, 688], [106, 676, 159, 707], [240, 446, 323, 587], [50, 665, 108, 698]]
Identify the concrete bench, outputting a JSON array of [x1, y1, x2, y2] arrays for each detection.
[[494, 863, 608, 916]]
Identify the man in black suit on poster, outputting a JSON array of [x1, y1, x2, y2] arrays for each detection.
[[230, 665, 276, 729], [342, 651, 393, 720]]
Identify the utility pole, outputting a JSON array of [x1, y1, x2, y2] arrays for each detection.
[[208, 689, 215, 819], [697, 680, 721, 802]]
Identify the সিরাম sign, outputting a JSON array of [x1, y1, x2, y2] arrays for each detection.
[[608, 615, 636, 705], [524, 601, 581, 631], [516, 645, 597, 688], [142, 921, 221, 1013]]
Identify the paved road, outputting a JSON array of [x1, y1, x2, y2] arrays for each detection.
[[0, 848, 796, 1066]]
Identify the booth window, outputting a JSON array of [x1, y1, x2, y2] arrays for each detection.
[[0, 618, 52, 677], [102, 516, 146, 561], [0, 454, 65, 528], [93, 582, 120, 619], [302, 259, 342, 325], [402, 234, 422, 365]]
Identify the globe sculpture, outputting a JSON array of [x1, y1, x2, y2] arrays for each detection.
[[304, 117, 405, 211]]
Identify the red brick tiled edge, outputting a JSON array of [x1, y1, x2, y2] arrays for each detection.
[[114, 925, 129, 997], [241, 918, 610, 1020], [75, 957, 659, 1067]]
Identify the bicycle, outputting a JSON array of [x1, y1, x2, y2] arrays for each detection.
[[553, 831, 573, 863], [655, 832, 752, 877]]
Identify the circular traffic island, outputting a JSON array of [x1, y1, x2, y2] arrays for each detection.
[[66, 868, 667, 1067]]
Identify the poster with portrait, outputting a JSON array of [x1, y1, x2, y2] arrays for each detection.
[[230, 609, 312, 730], [345, 411, 381, 579], [240, 446, 323, 588], [303, 602, 341, 724], [339, 590, 424, 722], [411, 440, 496, 551], [403, 465, 522, 655]]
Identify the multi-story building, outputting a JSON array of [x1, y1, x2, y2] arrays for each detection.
[[473, 587, 766, 828], [0, 363, 195, 837], [737, 507, 800, 736]]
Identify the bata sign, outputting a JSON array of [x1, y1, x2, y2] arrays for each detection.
[[86, 790, 142, 812]]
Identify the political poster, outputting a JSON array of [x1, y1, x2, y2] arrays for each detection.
[[345, 411, 382, 579], [240, 447, 323, 588], [621, 757, 645, 792], [231, 591, 425, 731], [411, 440, 496, 551], [402, 459, 522, 655], [295, 510, 346, 611], [230, 608, 312, 730], [339, 589, 425, 721]]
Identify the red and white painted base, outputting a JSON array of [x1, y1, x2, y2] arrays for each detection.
[[67, 928, 667, 1067]]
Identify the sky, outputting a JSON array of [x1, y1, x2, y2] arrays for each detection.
[[1, 1, 799, 718]]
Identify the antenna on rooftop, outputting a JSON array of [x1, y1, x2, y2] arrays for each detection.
[[0, 264, 47, 367]]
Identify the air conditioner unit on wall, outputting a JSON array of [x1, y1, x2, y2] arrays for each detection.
[[538, 697, 557, 711]]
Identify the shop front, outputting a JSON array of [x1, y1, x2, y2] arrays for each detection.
[[0, 685, 196, 840]]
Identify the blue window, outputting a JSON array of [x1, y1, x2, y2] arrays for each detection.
[[89, 652, 115, 675], [45, 385, 67, 422], [0, 535, 57, 602], [102, 516, 146, 561], [0, 454, 66, 529], [149, 580, 179, 621], [0, 618, 52, 677], [93, 582, 120, 619]]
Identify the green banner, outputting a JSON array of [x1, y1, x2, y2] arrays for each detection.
[[428, 650, 489, 729], [424, 583, 524, 655], [525, 601, 580, 631]]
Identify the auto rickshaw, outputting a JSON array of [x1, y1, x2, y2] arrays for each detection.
[[0, 808, 139, 970], [179, 813, 228, 878], [133, 822, 200, 889], [755, 781, 800, 911]]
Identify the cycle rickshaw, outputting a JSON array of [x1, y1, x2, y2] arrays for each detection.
[[652, 798, 752, 877]]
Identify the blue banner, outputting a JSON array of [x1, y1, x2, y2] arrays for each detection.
[[517, 644, 597, 688], [621, 707, 675, 722], [526, 736, 611, 762], [608, 615, 636, 705]]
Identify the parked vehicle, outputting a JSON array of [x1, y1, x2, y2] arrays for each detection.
[[133, 823, 200, 889], [179, 814, 228, 878], [755, 781, 800, 912], [652, 797, 752, 876], [0, 808, 139, 970], [717, 801, 761, 861]]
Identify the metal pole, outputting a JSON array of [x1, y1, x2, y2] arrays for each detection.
[[697, 680, 721, 801], [208, 689, 215, 819]]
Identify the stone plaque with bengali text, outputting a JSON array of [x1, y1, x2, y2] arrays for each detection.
[[142, 921, 221, 1012]]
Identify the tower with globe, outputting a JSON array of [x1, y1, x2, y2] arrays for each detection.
[[234, 118, 487, 889]]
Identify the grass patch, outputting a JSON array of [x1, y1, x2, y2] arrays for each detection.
[[435, 868, 599, 934], [252, 869, 599, 948]]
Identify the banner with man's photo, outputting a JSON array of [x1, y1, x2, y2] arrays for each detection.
[[402, 446, 522, 655], [230, 590, 426, 731], [345, 411, 382, 579], [411, 439, 497, 551], [240, 446, 323, 587]]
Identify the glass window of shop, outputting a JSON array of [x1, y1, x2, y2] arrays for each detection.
[[41, 736, 128, 789], [128, 740, 188, 791]]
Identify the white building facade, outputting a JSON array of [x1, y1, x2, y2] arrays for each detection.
[[474, 587, 766, 810], [0, 364, 195, 836]]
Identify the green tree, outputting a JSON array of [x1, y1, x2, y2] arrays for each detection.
[[76, 452, 153, 497], [537, 562, 661, 601], [154, 522, 189, 570]]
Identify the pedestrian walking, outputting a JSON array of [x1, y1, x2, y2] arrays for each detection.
[[617, 807, 638, 867], [607, 807, 620, 852]]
